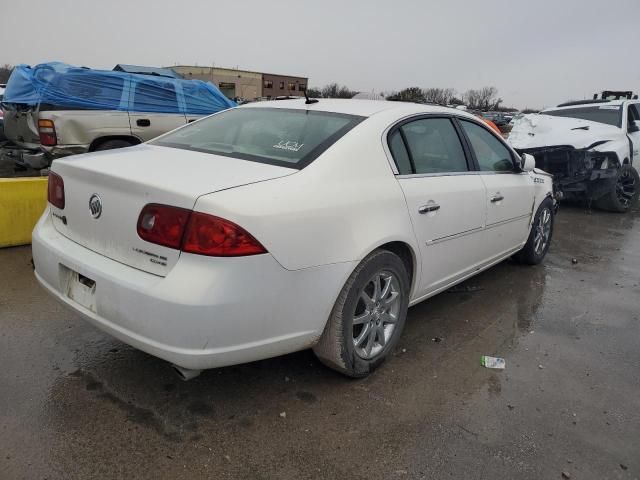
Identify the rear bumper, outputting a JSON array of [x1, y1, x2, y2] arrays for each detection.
[[42, 144, 90, 158], [3, 145, 49, 169], [4, 144, 90, 169], [32, 211, 354, 370]]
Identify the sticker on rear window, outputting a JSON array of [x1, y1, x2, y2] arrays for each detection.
[[273, 140, 305, 152]]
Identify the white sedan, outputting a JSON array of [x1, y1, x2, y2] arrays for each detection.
[[33, 99, 555, 379]]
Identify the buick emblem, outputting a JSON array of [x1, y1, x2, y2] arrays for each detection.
[[89, 194, 102, 219]]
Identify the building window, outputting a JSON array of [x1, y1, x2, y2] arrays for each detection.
[[299, 83, 306, 91], [288, 82, 296, 91], [279, 81, 284, 90], [263, 79, 273, 89]]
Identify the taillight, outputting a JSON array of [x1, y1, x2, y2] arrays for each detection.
[[182, 212, 267, 257], [38, 119, 57, 146], [137, 204, 191, 249], [136, 204, 267, 257], [47, 172, 65, 209]]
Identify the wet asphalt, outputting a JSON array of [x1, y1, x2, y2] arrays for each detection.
[[1, 204, 639, 480]]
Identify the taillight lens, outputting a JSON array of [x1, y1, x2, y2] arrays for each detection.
[[38, 119, 57, 146], [47, 171, 65, 209], [182, 212, 267, 257], [137, 204, 191, 249], [136, 204, 267, 257]]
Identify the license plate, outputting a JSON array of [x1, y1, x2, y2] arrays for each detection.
[[60, 265, 97, 313]]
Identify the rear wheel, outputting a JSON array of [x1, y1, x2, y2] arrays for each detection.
[[94, 139, 136, 151], [313, 249, 410, 377], [596, 165, 639, 212], [515, 197, 554, 265]]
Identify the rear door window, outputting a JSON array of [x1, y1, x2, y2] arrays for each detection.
[[388, 130, 412, 174], [152, 107, 364, 169], [389, 117, 469, 174], [132, 79, 180, 113], [48, 73, 125, 110]]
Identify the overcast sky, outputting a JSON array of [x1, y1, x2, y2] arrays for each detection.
[[2, 0, 639, 109]]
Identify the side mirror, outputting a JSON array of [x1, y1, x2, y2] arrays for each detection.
[[520, 153, 536, 172], [629, 120, 640, 133]]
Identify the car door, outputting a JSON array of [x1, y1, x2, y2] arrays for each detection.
[[626, 103, 640, 162], [458, 118, 535, 259], [128, 78, 187, 142], [389, 116, 487, 297]]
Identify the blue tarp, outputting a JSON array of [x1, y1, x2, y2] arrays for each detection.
[[3, 62, 236, 115]]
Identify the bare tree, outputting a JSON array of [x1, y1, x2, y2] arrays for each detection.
[[387, 87, 425, 103], [0, 64, 13, 84], [422, 87, 457, 105], [464, 86, 502, 111], [320, 83, 356, 99], [306, 87, 322, 98]]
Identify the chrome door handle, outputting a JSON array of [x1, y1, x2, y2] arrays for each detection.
[[490, 194, 504, 203], [418, 204, 441, 214]]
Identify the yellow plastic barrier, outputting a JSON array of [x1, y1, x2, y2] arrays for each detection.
[[0, 177, 48, 248]]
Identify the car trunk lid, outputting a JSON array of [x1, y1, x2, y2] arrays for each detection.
[[50, 144, 295, 276]]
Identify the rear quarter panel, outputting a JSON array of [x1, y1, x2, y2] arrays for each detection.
[[39, 110, 133, 147]]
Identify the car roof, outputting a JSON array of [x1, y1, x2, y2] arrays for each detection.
[[240, 98, 478, 121]]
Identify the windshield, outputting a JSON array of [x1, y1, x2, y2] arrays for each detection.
[[152, 107, 365, 169], [545, 105, 622, 127]]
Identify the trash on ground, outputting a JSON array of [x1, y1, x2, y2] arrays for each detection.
[[572, 258, 578, 264], [481, 356, 505, 369], [279, 411, 286, 418], [431, 337, 443, 343], [562, 471, 571, 479]]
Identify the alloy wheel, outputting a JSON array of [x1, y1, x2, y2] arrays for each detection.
[[352, 271, 402, 359], [533, 207, 552, 256]]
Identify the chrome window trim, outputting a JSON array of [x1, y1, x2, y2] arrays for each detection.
[[381, 111, 520, 178], [396, 170, 526, 180]]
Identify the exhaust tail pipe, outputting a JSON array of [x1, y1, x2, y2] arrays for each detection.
[[171, 364, 202, 381]]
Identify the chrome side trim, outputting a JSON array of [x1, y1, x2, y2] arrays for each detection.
[[485, 213, 531, 230], [427, 226, 484, 245]]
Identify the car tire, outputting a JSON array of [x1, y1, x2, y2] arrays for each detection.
[[596, 165, 639, 213], [514, 197, 554, 265], [94, 139, 135, 151], [313, 249, 410, 378]]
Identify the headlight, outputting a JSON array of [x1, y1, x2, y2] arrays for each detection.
[[586, 152, 616, 170]]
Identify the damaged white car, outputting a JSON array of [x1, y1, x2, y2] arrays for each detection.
[[33, 99, 555, 380], [509, 98, 640, 212]]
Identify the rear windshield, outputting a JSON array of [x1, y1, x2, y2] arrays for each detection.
[[545, 105, 622, 127], [152, 107, 365, 169]]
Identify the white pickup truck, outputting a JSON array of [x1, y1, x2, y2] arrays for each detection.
[[1, 64, 234, 169], [509, 97, 640, 212]]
